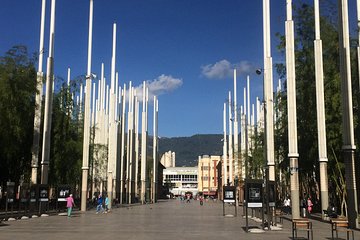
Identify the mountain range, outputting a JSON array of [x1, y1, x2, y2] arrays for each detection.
[[158, 134, 223, 167]]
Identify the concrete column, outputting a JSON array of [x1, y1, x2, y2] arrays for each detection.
[[223, 103, 228, 185], [40, 0, 56, 185], [140, 83, 148, 204], [286, 0, 300, 219], [31, 0, 46, 184], [107, 23, 117, 210], [120, 85, 126, 204], [313, 0, 329, 220], [135, 97, 140, 199], [126, 85, 134, 204], [240, 106, 245, 180], [338, 0, 359, 228], [152, 96, 158, 202], [263, 0, 275, 181], [81, 0, 93, 211], [228, 92, 233, 184], [233, 70, 239, 181]]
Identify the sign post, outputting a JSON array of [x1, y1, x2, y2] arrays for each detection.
[[38, 184, 49, 215], [245, 179, 263, 232], [223, 186, 237, 217], [19, 183, 30, 217], [57, 185, 71, 212], [5, 182, 15, 220]]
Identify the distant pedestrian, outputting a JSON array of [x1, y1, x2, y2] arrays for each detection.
[[96, 195, 104, 214], [66, 194, 75, 217], [105, 195, 109, 213], [199, 195, 204, 206], [283, 196, 291, 214], [307, 197, 313, 214]]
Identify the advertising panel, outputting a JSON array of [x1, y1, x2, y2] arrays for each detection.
[[223, 186, 236, 203], [246, 180, 263, 208], [38, 184, 49, 202], [57, 185, 71, 202], [6, 182, 15, 203]]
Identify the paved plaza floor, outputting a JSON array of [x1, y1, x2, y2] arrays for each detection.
[[0, 199, 358, 240]]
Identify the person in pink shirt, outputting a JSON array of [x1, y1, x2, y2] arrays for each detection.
[[66, 194, 75, 217]]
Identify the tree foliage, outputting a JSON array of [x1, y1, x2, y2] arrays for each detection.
[[274, 2, 359, 209], [0, 46, 36, 186]]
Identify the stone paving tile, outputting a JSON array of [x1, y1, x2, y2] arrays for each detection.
[[0, 199, 358, 240]]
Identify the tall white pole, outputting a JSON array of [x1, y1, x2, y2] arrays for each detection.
[[263, 0, 275, 181], [129, 89, 136, 203], [140, 81, 147, 204], [223, 103, 228, 185], [228, 92, 233, 185], [126, 84, 133, 203], [81, 0, 93, 211], [233, 70, 239, 183], [120, 84, 126, 204], [140, 82, 148, 204], [107, 23, 117, 209], [286, 0, 300, 219], [40, 0, 56, 185], [152, 96, 158, 202], [246, 75, 252, 158], [313, 0, 329, 220], [134, 97, 140, 199], [338, 0, 358, 228], [31, 0, 46, 184]]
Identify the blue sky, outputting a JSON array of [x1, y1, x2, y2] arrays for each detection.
[[0, 0, 357, 137]]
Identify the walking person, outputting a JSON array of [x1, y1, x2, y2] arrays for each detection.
[[96, 194, 104, 214], [283, 196, 291, 214], [307, 197, 313, 214], [66, 194, 75, 217], [105, 195, 109, 213], [199, 195, 204, 206]]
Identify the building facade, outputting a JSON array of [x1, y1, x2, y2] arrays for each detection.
[[163, 167, 198, 197], [197, 155, 221, 197]]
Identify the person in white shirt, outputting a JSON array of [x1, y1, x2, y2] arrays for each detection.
[[283, 196, 291, 214]]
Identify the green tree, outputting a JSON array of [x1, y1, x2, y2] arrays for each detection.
[[0, 45, 36, 186], [275, 2, 359, 210]]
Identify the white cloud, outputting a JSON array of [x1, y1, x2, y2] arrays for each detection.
[[134, 74, 183, 101], [201, 59, 254, 79]]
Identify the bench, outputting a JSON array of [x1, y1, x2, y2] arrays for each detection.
[[292, 218, 313, 240], [331, 218, 354, 240]]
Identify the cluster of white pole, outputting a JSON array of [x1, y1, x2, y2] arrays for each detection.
[[78, 1, 158, 210], [29, 0, 159, 211], [222, 71, 274, 186]]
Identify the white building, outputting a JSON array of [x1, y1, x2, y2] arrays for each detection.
[[163, 167, 198, 196], [160, 151, 176, 168]]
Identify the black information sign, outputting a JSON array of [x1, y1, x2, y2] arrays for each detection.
[[223, 186, 236, 203], [57, 185, 71, 202], [20, 183, 30, 203], [6, 182, 15, 203], [38, 184, 49, 202], [30, 185, 37, 203], [246, 180, 263, 208]]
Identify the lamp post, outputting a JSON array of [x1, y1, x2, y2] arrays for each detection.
[[286, 0, 300, 219], [338, 0, 359, 228], [81, 0, 94, 211], [313, 0, 329, 220]]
